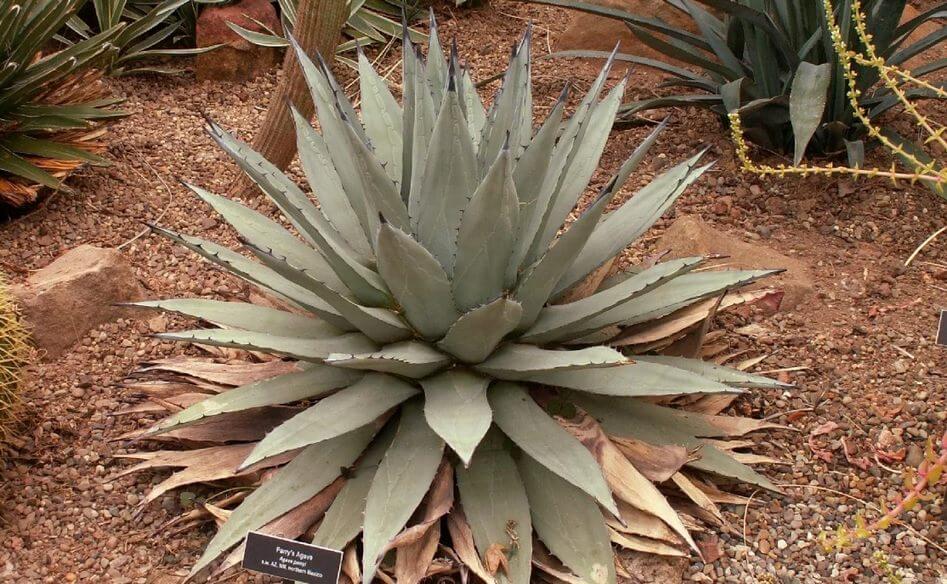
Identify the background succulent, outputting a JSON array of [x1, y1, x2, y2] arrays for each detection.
[[0, 0, 125, 208], [538, 0, 947, 164], [124, 18, 787, 583], [225, 0, 427, 62], [61, 0, 223, 75]]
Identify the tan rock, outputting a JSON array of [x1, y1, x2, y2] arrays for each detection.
[[10, 245, 146, 360], [556, 0, 700, 65], [655, 215, 814, 309]]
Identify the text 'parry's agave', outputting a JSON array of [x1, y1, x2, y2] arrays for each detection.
[[125, 17, 789, 584]]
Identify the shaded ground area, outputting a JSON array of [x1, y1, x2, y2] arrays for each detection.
[[1, 1, 946, 582]]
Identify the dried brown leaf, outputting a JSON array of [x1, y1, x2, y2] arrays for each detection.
[[612, 288, 781, 347], [445, 506, 496, 584], [140, 358, 297, 388], [609, 529, 686, 557], [484, 543, 510, 577], [671, 473, 722, 524], [606, 501, 681, 544], [610, 436, 688, 482], [558, 411, 698, 554]]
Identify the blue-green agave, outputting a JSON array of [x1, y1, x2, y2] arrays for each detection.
[[127, 18, 788, 584]]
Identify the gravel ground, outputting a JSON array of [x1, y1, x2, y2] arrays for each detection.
[[1, 1, 946, 582]]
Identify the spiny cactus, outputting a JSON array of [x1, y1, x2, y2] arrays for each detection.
[[0, 274, 30, 453], [124, 18, 788, 583]]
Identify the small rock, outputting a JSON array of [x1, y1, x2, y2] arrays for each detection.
[[906, 444, 925, 468]]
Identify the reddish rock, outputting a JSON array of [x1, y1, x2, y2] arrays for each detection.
[[195, 0, 283, 82], [10, 245, 146, 360], [656, 215, 815, 310], [556, 0, 700, 65]]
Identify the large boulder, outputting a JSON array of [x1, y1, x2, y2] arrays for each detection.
[[195, 0, 283, 82], [656, 215, 814, 310], [10, 245, 146, 360], [556, 0, 700, 64]]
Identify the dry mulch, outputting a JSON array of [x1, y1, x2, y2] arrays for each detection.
[[1, 1, 946, 582]]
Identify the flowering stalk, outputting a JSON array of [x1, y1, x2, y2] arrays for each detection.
[[730, 0, 946, 190], [821, 429, 947, 550]]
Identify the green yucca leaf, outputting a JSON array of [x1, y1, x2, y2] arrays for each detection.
[[188, 424, 378, 579], [789, 62, 833, 165], [436, 298, 524, 364], [0, 0, 124, 198], [361, 400, 444, 583], [131, 298, 342, 338], [240, 373, 418, 470], [311, 423, 396, 551], [491, 383, 619, 516], [133, 16, 785, 583], [456, 429, 533, 584], [519, 454, 617, 584], [421, 370, 492, 465], [375, 221, 459, 339], [325, 341, 452, 379], [147, 365, 362, 434]]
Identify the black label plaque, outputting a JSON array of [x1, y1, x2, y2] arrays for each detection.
[[243, 531, 342, 584], [938, 310, 947, 347]]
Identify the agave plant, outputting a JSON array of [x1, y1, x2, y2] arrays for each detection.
[[0, 0, 125, 207], [537, 0, 947, 163], [125, 18, 788, 583]]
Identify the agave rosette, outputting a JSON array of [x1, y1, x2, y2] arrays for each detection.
[[125, 19, 788, 584]]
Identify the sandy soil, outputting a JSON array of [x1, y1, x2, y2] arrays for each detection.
[[1, 1, 946, 583]]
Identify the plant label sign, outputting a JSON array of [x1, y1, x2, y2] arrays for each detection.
[[938, 310, 947, 347], [243, 531, 342, 584]]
